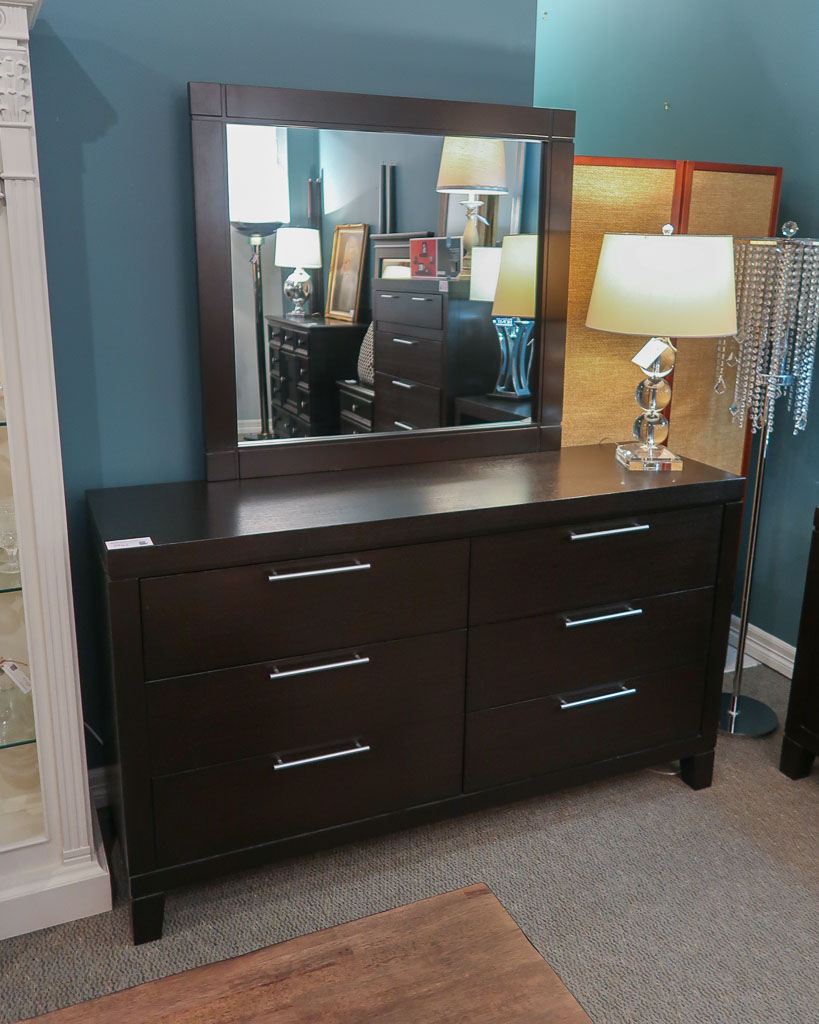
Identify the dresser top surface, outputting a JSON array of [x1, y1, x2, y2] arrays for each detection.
[[88, 444, 743, 579]]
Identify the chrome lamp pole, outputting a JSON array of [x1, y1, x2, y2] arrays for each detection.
[[719, 223, 819, 736]]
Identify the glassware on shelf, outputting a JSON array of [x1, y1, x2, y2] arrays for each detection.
[[0, 504, 19, 575], [0, 670, 34, 749]]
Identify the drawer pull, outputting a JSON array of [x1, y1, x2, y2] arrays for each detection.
[[558, 685, 637, 710], [392, 337, 415, 346], [411, 296, 431, 302], [394, 420, 415, 430], [267, 561, 371, 582], [273, 740, 370, 771], [380, 293, 397, 299], [563, 607, 643, 629], [568, 523, 650, 541], [270, 654, 370, 680], [391, 379, 414, 389]]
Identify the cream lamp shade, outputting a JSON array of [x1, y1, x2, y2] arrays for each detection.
[[274, 227, 322, 269], [469, 247, 503, 302], [491, 234, 538, 318], [436, 137, 508, 195], [226, 123, 291, 226], [585, 233, 738, 337]]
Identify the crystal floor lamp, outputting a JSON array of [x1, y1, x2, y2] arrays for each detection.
[[719, 223, 819, 736]]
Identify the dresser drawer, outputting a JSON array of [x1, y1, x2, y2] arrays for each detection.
[[469, 505, 722, 625], [374, 330, 442, 387], [374, 289, 443, 329], [374, 372, 441, 431], [153, 715, 464, 866], [338, 383, 374, 426], [467, 588, 714, 710], [147, 631, 466, 774], [464, 665, 703, 792], [141, 539, 469, 679]]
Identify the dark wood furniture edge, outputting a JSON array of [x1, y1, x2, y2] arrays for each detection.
[[781, 515, 819, 779]]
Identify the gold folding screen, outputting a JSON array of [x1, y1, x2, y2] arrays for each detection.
[[562, 158, 782, 475]]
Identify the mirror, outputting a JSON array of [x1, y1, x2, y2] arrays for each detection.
[[224, 124, 543, 445]]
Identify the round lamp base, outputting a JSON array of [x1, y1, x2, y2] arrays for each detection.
[[719, 693, 779, 737]]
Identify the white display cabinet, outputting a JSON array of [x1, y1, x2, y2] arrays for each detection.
[[0, 0, 110, 937]]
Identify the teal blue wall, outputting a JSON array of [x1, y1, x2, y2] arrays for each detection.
[[535, 0, 819, 646], [30, 0, 538, 766]]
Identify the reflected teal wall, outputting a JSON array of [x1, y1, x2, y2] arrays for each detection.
[[29, 0, 537, 766], [535, 0, 819, 646]]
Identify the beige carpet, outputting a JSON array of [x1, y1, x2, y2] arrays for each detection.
[[2, 665, 817, 1024]]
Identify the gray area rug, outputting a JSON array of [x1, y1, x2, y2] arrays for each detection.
[[1, 665, 817, 1023]]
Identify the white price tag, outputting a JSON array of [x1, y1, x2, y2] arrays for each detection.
[[105, 537, 154, 551], [2, 661, 31, 693], [438, 279, 449, 293], [632, 337, 671, 372]]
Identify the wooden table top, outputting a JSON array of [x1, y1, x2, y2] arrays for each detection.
[[23, 884, 592, 1023]]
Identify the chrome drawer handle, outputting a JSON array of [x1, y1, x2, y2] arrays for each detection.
[[563, 607, 643, 629], [392, 337, 415, 346], [568, 524, 650, 541], [411, 296, 431, 302], [267, 561, 371, 582], [274, 741, 370, 771], [394, 420, 414, 430], [391, 379, 414, 389], [559, 685, 637, 710], [270, 654, 370, 680], [380, 293, 397, 299]]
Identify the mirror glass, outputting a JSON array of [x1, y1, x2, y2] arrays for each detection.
[[225, 124, 543, 445]]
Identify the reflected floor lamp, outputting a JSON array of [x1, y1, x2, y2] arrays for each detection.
[[719, 223, 819, 736], [226, 123, 291, 440]]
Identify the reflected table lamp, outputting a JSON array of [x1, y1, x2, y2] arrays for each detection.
[[437, 136, 507, 279], [490, 234, 538, 399], [226, 123, 291, 440], [274, 227, 322, 318], [585, 225, 737, 470]]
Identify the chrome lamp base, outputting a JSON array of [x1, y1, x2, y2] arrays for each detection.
[[719, 692, 779, 737], [615, 442, 683, 472]]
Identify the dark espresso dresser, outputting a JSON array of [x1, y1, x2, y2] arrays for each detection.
[[780, 506, 819, 779], [88, 445, 742, 943]]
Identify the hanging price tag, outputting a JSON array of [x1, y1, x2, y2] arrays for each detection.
[[2, 661, 31, 693]]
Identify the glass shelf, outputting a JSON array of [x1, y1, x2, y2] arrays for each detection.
[[0, 688, 35, 751], [0, 573, 21, 594]]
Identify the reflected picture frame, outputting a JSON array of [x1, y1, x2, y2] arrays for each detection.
[[325, 224, 369, 321]]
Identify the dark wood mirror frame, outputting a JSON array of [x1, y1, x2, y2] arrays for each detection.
[[189, 81, 575, 481]]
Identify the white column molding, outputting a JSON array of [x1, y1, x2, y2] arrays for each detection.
[[0, 0, 110, 937]]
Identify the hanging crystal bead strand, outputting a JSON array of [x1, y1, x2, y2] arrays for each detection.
[[793, 243, 819, 431]]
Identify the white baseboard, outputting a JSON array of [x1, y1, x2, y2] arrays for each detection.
[[729, 616, 796, 679]]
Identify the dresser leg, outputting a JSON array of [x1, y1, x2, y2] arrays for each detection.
[[780, 735, 815, 780], [679, 750, 714, 790], [131, 892, 166, 944]]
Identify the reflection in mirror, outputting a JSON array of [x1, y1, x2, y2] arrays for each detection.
[[225, 124, 542, 444]]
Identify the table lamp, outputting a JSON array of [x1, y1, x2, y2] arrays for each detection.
[[274, 227, 322, 318], [437, 137, 507, 280], [585, 225, 737, 470], [226, 124, 291, 440], [490, 234, 538, 398]]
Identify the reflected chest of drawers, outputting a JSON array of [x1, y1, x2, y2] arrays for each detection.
[[88, 446, 743, 944], [266, 315, 367, 439], [371, 277, 499, 431]]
